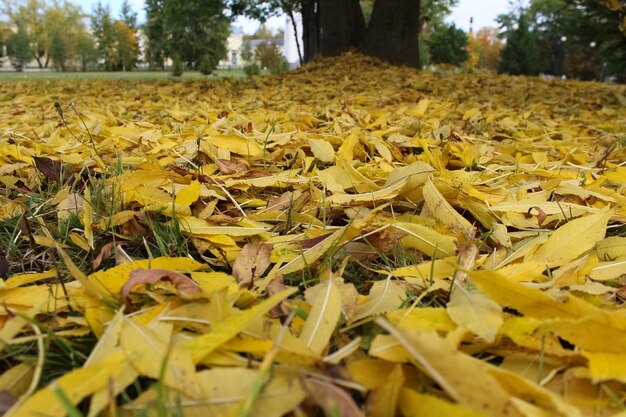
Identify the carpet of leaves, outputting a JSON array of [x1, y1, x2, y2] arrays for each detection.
[[1, 53, 626, 417]]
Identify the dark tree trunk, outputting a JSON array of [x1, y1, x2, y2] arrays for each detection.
[[318, 0, 365, 57], [359, 0, 421, 68], [301, 0, 319, 62], [301, 0, 365, 63], [300, 0, 422, 69]]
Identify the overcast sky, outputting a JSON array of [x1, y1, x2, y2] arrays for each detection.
[[82, 0, 510, 33]]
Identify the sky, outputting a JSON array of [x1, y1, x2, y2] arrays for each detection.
[[81, 0, 510, 33]]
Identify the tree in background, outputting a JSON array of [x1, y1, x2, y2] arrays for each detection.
[[497, 0, 624, 80], [2, 0, 47, 68], [49, 27, 66, 70], [429, 23, 468, 66], [117, 0, 139, 70], [6, 20, 31, 70], [91, 2, 116, 70], [75, 30, 97, 71], [91, 1, 139, 71], [498, 11, 539, 75], [472, 27, 501, 71], [162, 0, 229, 74], [255, 41, 288, 73], [144, 0, 167, 69]]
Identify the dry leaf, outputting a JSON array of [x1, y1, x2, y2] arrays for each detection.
[[231, 242, 273, 287], [120, 268, 201, 308]]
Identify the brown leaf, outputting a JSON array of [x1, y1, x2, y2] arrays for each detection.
[[232, 243, 273, 287], [302, 378, 364, 417], [33, 156, 71, 183], [527, 206, 548, 226], [0, 391, 18, 415], [167, 164, 224, 185], [120, 268, 201, 308], [300, 233, 333, 249], [216, 158, 251, 174], [92, 241, 129, 271], [267, 277, 291, 318]]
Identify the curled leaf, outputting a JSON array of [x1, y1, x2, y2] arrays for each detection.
[[120, 268, 201, 308]]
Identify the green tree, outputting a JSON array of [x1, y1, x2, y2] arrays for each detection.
[[162, 0, 229, 73], [255, 41, 288, 73], [49, 27, 66, 70], [114, 20, 138, 71], [498, 11, 540, 75], [3, 0, 47, 67], [75, 30, 97, 71], [91, 2, 116, 70], [527, 0, 625, 80], [120, 0, 138, 30], [144, 0, 167, 69], [429, 22, 468, 66], [6, 20, 31, 71]]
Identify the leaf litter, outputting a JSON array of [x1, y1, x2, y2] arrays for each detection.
[[0, 53, 625, 416]]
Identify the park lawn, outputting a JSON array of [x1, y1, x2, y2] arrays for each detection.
[[0, 68, 246, 81], [0, 53, 625, 416]]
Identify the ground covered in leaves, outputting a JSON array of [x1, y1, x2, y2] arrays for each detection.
[[1, 53, 626, 417]]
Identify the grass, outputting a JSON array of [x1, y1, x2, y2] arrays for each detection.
[[0, 68, 247, 81]]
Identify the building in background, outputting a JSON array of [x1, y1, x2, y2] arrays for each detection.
[[218, 25, 244, 69]]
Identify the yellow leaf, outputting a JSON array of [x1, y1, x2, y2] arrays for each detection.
[[0, 363, 33, 397], [3, 269, 57, 289], [528, 209, 612, 267], [367, 365, 404, 417], [352, 278, 406, 322], [192, 368, 306, 417], [395, 222, 457, 258], [399, 388, 489, 417], [588, 257, 626, 280], [596, 236, 626, 260], [327, 176, 408, 205], [179, 216, 269, 236], [447, 285, 503, 343], [407, 98, 429, 117], [184, 287, 296, 362], [300, 280, 342, 355], [375, 318, 524, 417], [308, 138, 335, 162], [469, 269, 597, 319], [583, 351, 626, 383], [10, 351, 127, 417], [202, 134, 263, 158], [423, 177, 474, 236], [175, 179, 201, 206], [391, 256, 458, 281]]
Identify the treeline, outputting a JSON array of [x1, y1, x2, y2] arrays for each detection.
[[0, 0, 236, 74], [497, 0, 625, 81], [419, 0, 625, 81], [0, 0, 139, 72]]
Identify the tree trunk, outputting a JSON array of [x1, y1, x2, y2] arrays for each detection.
[[359, 0, 421, 68], [301, 0, 319, 62], [288, 10, 303, 66], [318, 0, 365, 57]]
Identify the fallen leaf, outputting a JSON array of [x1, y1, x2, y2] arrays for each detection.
[[232, 242, 273, 287], [120, 268, 201, 308]]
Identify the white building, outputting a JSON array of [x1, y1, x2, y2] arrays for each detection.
[[219, 25, 244, 69]]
